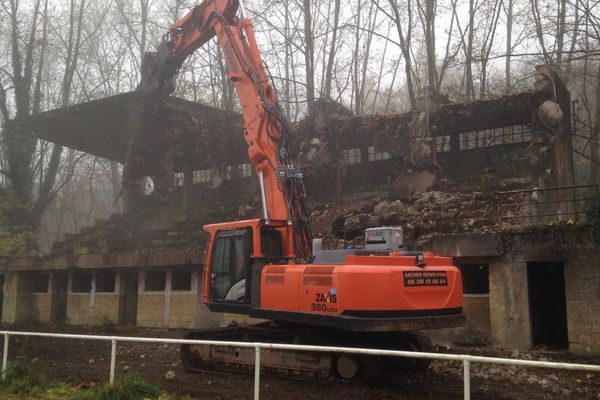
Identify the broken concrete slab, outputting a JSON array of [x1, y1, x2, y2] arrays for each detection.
[[8, 92, 244, 173], [7, 92, 147, 163]]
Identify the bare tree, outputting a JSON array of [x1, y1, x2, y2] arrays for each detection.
[[322, 0, 341, 101], [385, 0, 417, 108], [0, 0, 64, 240], [417, 0, 437, 91], [465, 0, 476, 100], [505, 0, 513, 94], [479, 0, 502, 99], [302, 0, 315, 115]]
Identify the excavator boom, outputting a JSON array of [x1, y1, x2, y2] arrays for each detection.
[[139, 0, 312, 261]]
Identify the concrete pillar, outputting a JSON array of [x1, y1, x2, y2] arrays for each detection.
[[89, 271, 97, 325], [164, 271, 172, 327], [1, 272, 34, 324], [488, 257, 532, 349], [2, 272, 18, 323]]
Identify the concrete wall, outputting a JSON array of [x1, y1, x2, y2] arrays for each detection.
[[564, 249, 600, 354], [168, 293, 196, 328], [0, 267, 211, 329], [3, 227, 600, 356], [66, 293, 90, 325], [136, 293, 166, 328], [488, 257, 531, 349], [136, 269, 205, 329], [32, 294, 52, 323], [2, 272, 34, 323], [93, 294, 121, 325], [429, 228, 600, 354], [435, 294, 491, 345], [66, 271, 122, 325]]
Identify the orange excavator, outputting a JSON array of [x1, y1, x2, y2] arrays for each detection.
[[139, 0, 464, 380]]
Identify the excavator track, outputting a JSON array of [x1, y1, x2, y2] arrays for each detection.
[[180, 322, 433, 382]]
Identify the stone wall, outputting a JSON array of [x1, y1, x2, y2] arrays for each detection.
[[488, 257, 531, 349], [67, 294, 90, 325], [136, 269, 206, 329], [2, 272, 34, 323], [136, 293, 166, 328], [93, 294, 121, 325], [429, 227, 600, 354], [32, 294, 52, 323], [433, 294, 491, 345], [564, 247, 600, 354], [168, 293, 197, 328]]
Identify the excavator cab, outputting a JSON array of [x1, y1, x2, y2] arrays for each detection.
[[210, 228, 252, 302], [203, 219, 291, 307]]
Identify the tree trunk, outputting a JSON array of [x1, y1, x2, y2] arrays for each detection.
[[591, 63, 600, 184], [111, 161, 123, 214], [352, 2, 362, 114], [358, 1, 379, 115], [465, 0, 475, 100], [303, 0, 315, 116], [422, 0, 437, 91], [323, 0, 341, 100], [140, 0, 149, 60], [555, 0, 567, 66], [389, 0, 417, 109], [505, 0, 513, 95], [284, 0, 292, 116]]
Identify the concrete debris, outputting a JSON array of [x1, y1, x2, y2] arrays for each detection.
[[311, 182, 530, 243], [537, 100, 564, 128], [165, 370, 176, 380]]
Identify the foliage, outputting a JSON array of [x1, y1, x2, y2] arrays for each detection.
[[1, 352, 49, 394], [0, 364, 184, 400], [87, 374, 164, 400], [0, 189, 35, 256], [585, 193, 600, 223]]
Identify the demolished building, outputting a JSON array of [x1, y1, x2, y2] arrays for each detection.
[[1, 67, 599, 355]]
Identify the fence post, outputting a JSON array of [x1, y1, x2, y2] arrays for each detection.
[[463, 359, 471, 400], [2, 333, 8, 380], [109, 339, 117, 385], [254, 346, 261, 400]]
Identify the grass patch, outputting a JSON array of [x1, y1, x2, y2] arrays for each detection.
[[1, 352, 50, 394], [88, 374, 164, 400], [0, 355, 192, 399]]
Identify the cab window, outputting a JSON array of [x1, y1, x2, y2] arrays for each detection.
[[211, 229, 252, 301], [261, 229, 283, 258]]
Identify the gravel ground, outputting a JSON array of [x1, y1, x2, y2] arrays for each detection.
[[2, 324, 600, 400]]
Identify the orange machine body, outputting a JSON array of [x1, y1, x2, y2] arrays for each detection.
[[202, 219, 463, 331], [259, 257, 462, 317]]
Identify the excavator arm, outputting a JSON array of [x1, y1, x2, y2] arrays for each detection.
[[139, 0, 312, 261]]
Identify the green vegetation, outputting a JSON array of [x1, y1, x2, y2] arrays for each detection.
[[0, 355, 193, 400], [1, 353, 49, 395], [89, 374, 164, 400], [585, 193, 600, 223], [0, 189, 34, 256]]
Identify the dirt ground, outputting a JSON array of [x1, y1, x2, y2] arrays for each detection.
[[2, 324, 599, 400]]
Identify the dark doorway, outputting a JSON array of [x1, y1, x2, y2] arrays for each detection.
[[122, 271, 139, 325], [51, 273, 68, 324], [527, 262, 568, 349]]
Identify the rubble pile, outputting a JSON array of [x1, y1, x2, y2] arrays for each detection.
[[309, 182, 531, 245]]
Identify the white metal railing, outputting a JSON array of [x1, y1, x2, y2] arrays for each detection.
[[1, 330, 599, 400]]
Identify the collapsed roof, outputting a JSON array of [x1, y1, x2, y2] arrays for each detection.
[[8, 92, 244, 172]]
